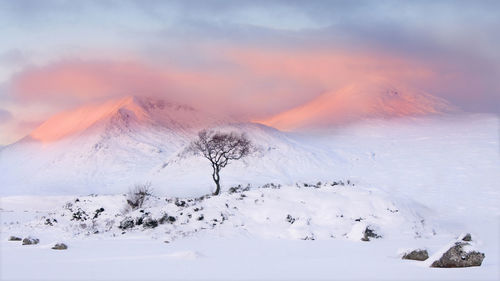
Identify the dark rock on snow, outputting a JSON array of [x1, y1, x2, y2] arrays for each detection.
[[159, 214, 176, 224], [22, 237, 40, 245], [52, 243, 68, 250], [135, 217, 144, 225], [431, 242, 485, 268], [8, 236, 22, 241], [402, 249, 429, 261], [143, 217, 158, 228], [118, 217, 135, 230], [158, 214, 169, 224]]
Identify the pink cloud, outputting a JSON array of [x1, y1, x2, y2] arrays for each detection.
[[10, 60, 172, 103], [6, 46, 459, 140]]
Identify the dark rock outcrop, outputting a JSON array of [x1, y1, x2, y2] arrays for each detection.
[[431, 242, 485, 268], [8, 236, 22, 241]]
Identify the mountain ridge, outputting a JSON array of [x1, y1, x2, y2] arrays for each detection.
[[26, 96, 221, 143], [259, 79, 457, 131]]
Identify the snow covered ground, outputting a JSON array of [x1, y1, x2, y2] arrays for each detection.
[[1, 113, 499, 280]]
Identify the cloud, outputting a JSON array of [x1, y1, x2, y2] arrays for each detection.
[[10, 60, 171, 103], [6, 55, 322, 119], [7, 47, 441, 118], [0, 108, 12, 124], [1, 1, 499, 144]]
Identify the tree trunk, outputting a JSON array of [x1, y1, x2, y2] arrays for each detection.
[[212, 165, 221, 196]]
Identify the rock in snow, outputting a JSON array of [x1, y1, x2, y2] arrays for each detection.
[[402, 249, 429, 261], [52, 243, 68, 250], [22, 237, 39, 245], [119, 217, 135, 230], [430, 242, 485, 268], [8, 236, 22, 241]]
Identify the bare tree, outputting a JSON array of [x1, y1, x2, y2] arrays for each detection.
[[189, 130, 252, 195]]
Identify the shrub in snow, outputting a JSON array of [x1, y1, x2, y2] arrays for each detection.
[[430, 242, 485, 268], [71, 208, 89, 221], [174, 199, 186, 207], [260, 183, 280, 189], [228, 186, 241, 194], [52, 243, 68, 250], [361, 226, 381, 241], [22, 237, 39, 245], [402, 249, 429, 261], [126, 182, 153, 210], [8, 236, 21, 241], [229, 184, 253, 193], [44, 218, 57, 226]]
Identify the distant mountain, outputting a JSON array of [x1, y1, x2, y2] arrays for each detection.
[[27, 96, 223, 143], [0, 80, 461, 195], [259, 78, 457, 131], [0, 96, 343, 195]]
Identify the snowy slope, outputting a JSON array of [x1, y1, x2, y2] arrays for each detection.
[[1, 174, 498, 280], [150, 122, 347, 197]]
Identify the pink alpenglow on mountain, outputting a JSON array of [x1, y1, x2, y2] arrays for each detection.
[[260, 79, 456, 131], [28, 96, 221, 143]]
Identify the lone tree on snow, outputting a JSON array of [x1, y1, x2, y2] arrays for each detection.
[[189, 130, 252, 195]]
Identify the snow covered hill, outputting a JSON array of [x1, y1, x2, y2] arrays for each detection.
[[3, 182, 436, 242], [1, 177, 497, 280]]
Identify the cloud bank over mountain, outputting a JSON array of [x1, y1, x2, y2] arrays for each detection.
[[0, 1, 498, 144]]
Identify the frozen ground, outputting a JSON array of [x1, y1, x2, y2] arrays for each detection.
[[0, 114, 499, 280]]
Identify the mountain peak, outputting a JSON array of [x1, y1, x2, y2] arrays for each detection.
[[28, 96, 202, 143]]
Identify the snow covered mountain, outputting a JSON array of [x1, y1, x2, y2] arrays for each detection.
[[0, 96, 344, 195], [260, 78, 456, 131], [0, 82, 468, 196], [28, 95, 222, 143]]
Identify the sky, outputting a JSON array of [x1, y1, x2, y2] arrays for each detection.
[[0, 0, 499, 144]]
